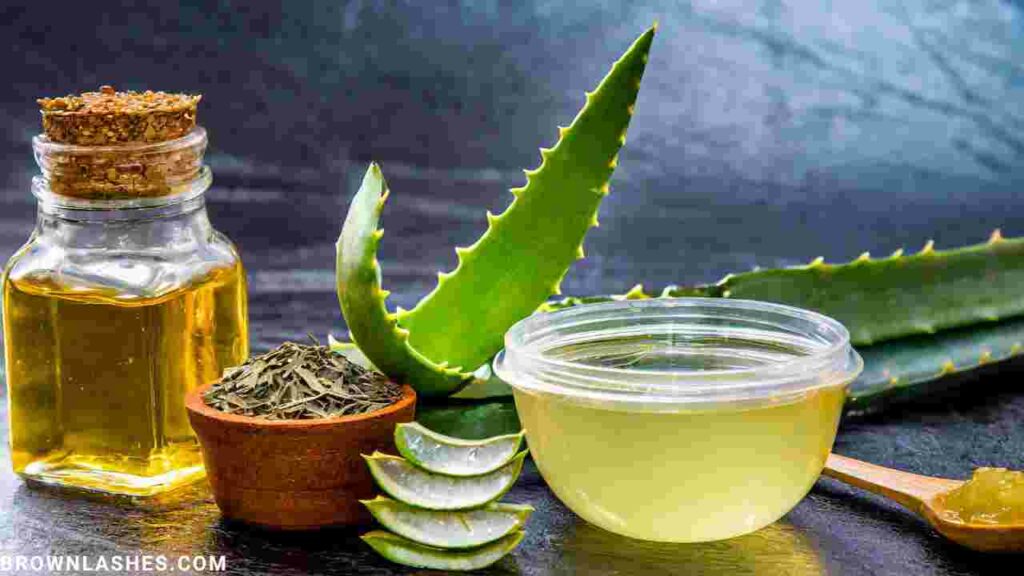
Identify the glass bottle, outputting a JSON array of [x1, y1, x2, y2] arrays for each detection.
[[2, 126, 249, 496]]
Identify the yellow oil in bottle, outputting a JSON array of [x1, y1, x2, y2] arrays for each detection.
[[3, 264, 248, 496]]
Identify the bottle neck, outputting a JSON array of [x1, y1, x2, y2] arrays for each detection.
[[32, 127, 208, 201], [33, 165, 212, 218], [31, 170, 214, 251]]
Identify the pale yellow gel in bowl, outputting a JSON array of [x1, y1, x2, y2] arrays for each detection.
[[495, 298, 861, 543], [514, 384, 846, 543]]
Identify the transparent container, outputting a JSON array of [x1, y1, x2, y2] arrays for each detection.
[[494, 298, 862, 542], [2, 128, 249, 496]]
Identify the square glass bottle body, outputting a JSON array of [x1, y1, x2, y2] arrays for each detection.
[[2, 128, 249, 496]]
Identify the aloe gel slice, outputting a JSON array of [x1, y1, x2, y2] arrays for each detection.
[[364, 451, 526, 510], [394, 421, 525, 476], [362, 530, 525, 571], [362, 496, 533, 549]]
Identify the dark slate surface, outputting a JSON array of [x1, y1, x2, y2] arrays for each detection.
[[2, 1, 1023, 574]]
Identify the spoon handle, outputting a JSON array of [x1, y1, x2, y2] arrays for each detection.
[[823, 453, 961, 514]]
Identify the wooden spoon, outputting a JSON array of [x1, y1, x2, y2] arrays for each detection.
[[823, 453, 1024, 553]]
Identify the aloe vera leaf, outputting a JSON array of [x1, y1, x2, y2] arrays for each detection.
[[548, 233, 1024, 347], [416, 398, 520, 440], [328, 334, 374, 370], [414, 316, 1024, 435], [336, 164, 473, 396], [450, 363, 513, 400], [361, 497, 533, 549], [535, 234, 1024, 414], [848, 314, 1024, 411], [540, 283, 653, 313], [330, 334, 515, 434], [329, 334, 509, 400], [421, 276, 1024, 426], [663, 232, 1024, 346], [361, 529, 524, 571], [364, 451, 527, 510], [395, 422, 525, 476], [422, 314, 1024, 435], [416, 314, 1024, 433], [396, 26, 656, 371]]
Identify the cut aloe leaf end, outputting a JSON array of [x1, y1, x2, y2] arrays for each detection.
[[362, 529, 525, 571], [363, 451, 527, 510], [394, 421, 526, 476], [361, 496, 533, 549]]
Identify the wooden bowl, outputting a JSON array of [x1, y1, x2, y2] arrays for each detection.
[[185, 383, 416, 530]]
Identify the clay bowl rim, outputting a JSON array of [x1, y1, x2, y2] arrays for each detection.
[[185, 381, 416, 430]]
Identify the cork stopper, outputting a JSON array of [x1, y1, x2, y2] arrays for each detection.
[[38, 85, 201, 146], [33, 86, 207, 201]]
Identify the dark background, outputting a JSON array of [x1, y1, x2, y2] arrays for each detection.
[[1, 1, 1023, 574]]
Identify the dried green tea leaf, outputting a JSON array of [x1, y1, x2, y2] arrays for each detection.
[[203, 342, 402, 420]]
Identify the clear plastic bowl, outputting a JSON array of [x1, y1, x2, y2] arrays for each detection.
[[494, 298, 862, 542]]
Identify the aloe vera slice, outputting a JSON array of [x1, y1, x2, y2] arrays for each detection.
[[362, 530, 524, 571], [394, 422, 525, 476], [361, 496, 532, 549], [364, 451, 526, 510]]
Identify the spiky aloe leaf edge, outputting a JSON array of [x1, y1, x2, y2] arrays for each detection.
[[336, 26, 656, 397]]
